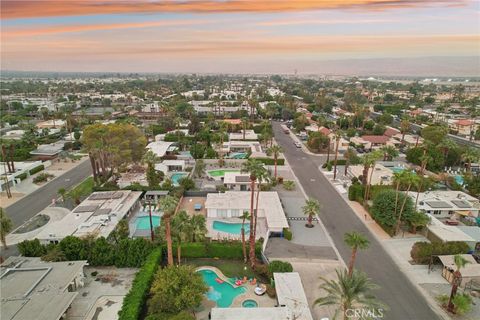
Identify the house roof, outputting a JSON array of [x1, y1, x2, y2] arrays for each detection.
[[455, 119, 474, 126], [319, 127, 331, 136], [360, 135, 390, 144], [384, 127, 400, 137], [146, 141, 177, 157], [438, 254, 480, 278]]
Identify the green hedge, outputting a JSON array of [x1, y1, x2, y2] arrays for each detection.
[[348, 183, 364, 202], [283, 228, 292, 241], [17, 172, 28, 180], [118, 248, 162, 320], [410, 241, 470, 264], [325, 159, 347, 166], [255, 157, 285, 166], [170, 242, 261, 260], [29, 164, 44, 175]]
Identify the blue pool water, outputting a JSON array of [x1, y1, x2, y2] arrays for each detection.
[[228, 152, 248, 159], [455, 175, 464, 186], [213, 221, 250, 235], [198, 269, 246, 307], [391, 167, 405, 173], [135, 216, 161, 230], [171, 172, 187, 186]]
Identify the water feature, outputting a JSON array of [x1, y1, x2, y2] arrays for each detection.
[[198, 269, 246, 307]]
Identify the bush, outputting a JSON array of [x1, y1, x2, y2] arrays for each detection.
[[371, 189, 415, 234], [33, 172, 53, 183], [18, 239, 47, 257], [118, 248, 162, 320], [169, 242, 261, 260], [326, 159, 347, 166], [348, 183, 364, 202], [283, 228, 292, 241], [268, 260, 293, 276], [17, 172, 28, 180], [255, 157, 285, 166], [29, 165, 45, 175], [410, 241, 470, 264], [326, 163, 332, 171], [283, 180, 295, 191]]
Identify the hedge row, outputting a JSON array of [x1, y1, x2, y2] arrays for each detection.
[[324, 159, 347, 167], [118, 248, 162, 320], [410, 241, 470, 264], [169, 242, 262, 260], [29, 164, 44, 175], [255, 157, 285, 166], [17, 172, 28, 180]]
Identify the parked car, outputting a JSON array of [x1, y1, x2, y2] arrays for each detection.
[[294, 142, 302, 148]]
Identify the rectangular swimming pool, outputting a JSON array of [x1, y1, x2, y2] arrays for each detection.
[[213, 220, 250, 235]]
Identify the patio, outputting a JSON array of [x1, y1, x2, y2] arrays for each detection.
[[179, 196, 207, 217]]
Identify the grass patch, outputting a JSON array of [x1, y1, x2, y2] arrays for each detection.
[[73, 176, 95, 195], [186, 258, 257, 279]]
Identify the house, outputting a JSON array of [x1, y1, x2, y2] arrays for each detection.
[[220, 141, 265, 158], [0, 256, 87, 320], [392, 133, 423, 147], [383, 127, 400, 138], [0, 161, 43, 191], [223, 172, 257, 191], [35, 191, 142, 244], [36, 119, 66, 129], [450, 119, 478, 137], [347, 163, 397, 185], [117, 172, 148, 189], [146, 141, 178, 158], [205, 191, 288, 234], [438, 255, 480, 287], [30, 141, 66, 160], [360, 135, 393, 149], [210, 272, 313, 320], [411, 190, 479, 219], [155, 160, 185, 173], [229, 130, 258, 141]]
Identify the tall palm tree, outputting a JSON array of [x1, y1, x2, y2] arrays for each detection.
[[461, 147, 480, 173], [395, 171, 419, 236], [190, 214, 207, 242], [158, 195, 179, 266], [171, 210, 193, 265], [240, 211, 250, 264], [344, 232, 370, 277], [267, 145, 282, 179], [447, 254, 470, 313], [315, 269, 386, 320], [400, 118, 410, 144], [0, 208, 13, 249], [343, 147, 357, 176], [241, 117, 249, 140], [380, 145, 399, 161], [333, 131, 341, 180], [193, 159, 206, 178], [392, 170, 408, 220], [438, 138, 456, 160], [362, 150, 383, 206], [241, 159, 264, 268], [254, 166, 269, 241], [302, 198, 320, 228]]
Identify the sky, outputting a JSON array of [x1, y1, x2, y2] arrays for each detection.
[[1, 0, 479, 75]]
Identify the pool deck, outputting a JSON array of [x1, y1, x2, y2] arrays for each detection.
[[195, 266, 276, 316], [179, 197, 207, 217]]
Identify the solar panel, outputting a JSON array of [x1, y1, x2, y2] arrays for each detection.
[[93, 208, 112, 216], [235, 176, 250, 183], [452, 200, 471, 208], [425, 201, 452, 208], [74, 205, 99, 213], [88, 192, 123, 200]]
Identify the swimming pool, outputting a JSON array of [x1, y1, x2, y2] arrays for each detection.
[[135, 216, 161, 230], [213, 220, 250, 235], [198, 269, 246, 307], [455, 175, 464, 186], [171, 172, 187, 186], [208, 169, 241, 177], [227, 153, 248, 159]]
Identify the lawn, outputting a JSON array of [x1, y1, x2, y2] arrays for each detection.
[[73, 176, 95, 195], [186, 258, 258, 279]]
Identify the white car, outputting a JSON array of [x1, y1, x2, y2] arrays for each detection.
[[294, 142, 302, 148]]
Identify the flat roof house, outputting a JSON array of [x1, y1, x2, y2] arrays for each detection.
[[146, 141, 178, 158], [30, 141, 66, 160], [205, 191, 288, 234], [223, 172, 258, 191], [229, 130, 259, 141], [410, 190, 479, 219], [1, 256, 87, 320], [36, 191, 142, 244]]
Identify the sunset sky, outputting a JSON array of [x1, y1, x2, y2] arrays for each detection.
[[1, 0, 479, 74]]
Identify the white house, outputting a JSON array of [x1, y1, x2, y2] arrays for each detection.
[[229, 130, 258, 141], [220, 141, 265, 158], [155, 160, 185, 173], [146, 141, 178, 158], [0, 161, 43, 191], [411, 191, 479, 219], [223, 172, 258, 191], [205, 191, 288, 234]]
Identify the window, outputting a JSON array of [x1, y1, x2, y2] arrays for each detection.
[[217, 209, 227, 218], [231, 209, 240, 217]]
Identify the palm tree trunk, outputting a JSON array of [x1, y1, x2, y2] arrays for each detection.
[[249, 179, 256, 268], [333, 137, 340, 180], [165, 216, 174, 266], [177, 245, 181, 265], [326, 138, 331, 162], [394, 182, 400, 217], [307, 214, 312, 226], [254, 181, 261, 241], [348, 248, 357, 277], [274, 157, 278, 179], [395, 185, 412, 235], [241, 224, 247, 264], [1, 235, 8, 249], [447, 272, 460, 312]]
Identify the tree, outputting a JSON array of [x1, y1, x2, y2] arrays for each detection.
[[395, 171, 420, 235], [371, 189, 416, 233], [241, 159, 264, 268], [400, 118, 410, 143], [57, 187, 67, 202], [344, 147, 359, 176], [361, 150, 383, 205], [0, 208, 13, 249], [421, 125, 448, 144], [240, 211, 250, 264], [267, 145, 282, 179], [461, 147, 480, 173], [158, 195, 179, 266], [193, 159, 206, 178], [447, 255, 470, 313], [409, 212, 430, 234], [314, 269, 386, 320], [307, 131, 329, 152], [302, 198, 320, 228], [148, 265, 207, 316], [344, 232, 370, 277], [170, 211, 193, 265], [67, 187, 87, 205], [380, 145, 399, 161], [333, 131, 341, 180]]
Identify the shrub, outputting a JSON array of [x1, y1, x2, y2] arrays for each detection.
[[268, 260, 293, 276], [18, 239, 47, 257], [169, 242, 261, 260], [283, 228, 292, 241], [326, 159, 347, 166], [33, 172, 54, 183], [348, 183, 364, 202], [283, 180, 295, 191], [410, 241, 470, 264], [326, 163, 332, 171], [118, 248, 162, 320], [29, 165, 45, 175], [255, 157, 285, 166], [17, 172, 28, 180], [371, 189, 415, 233]]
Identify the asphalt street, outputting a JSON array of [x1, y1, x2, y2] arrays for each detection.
[[273, 122, 440, 320], [5, 159, 92, 228]]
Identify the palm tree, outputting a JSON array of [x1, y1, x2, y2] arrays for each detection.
[[0, 208, 13, 249], [362, 150, 383, 206], [400, 118, 410, 143], [57, 187, 67, 203], [190, 214, 207, 242], [394, 171, 419, 236], [171, 211, 193, 265], [438, 138, 456, 160], [344, 232, 370, 277], [193, 159, 206, 178], [241, 159, 264, 268], [414, 150, 433, 210], [67, 187, 86, 205], [380, 145, 399, 161], [333, 131, 341, 180], [240, 211, 250, 264], [142, 150, 158, 166], [409, 212, 430, 234], [447, 254, 470, 313], [241, 117, 249, 140], [253, 166, 269, 241], [302, 198, 320, 228], [158, 195, 179, 266], [343, 147, 357, 176], [315, 269, 386, 320], [461, 147, 480, 173], [267, 145, 282, 179]]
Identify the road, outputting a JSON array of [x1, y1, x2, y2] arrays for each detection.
[[5, 159, 92, 228], [273, 122, 440, 320]]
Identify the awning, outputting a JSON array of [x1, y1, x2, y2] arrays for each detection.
[[455, 211, 472, 216]]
